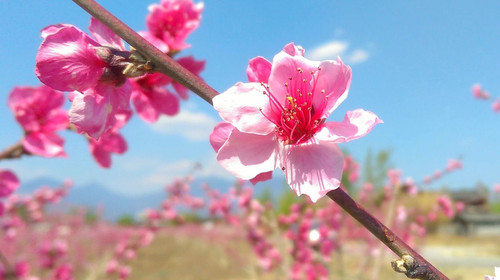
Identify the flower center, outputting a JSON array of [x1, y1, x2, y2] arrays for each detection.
[[261, 66, 326, 145]]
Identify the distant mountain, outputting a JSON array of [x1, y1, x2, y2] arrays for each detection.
[[16, 176, 288, 221]]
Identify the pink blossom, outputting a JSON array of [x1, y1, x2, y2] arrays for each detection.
[[8, 85, 68, 157], [471, 84, 490, 99], [172, 56, 205, 99], [36, 18, 132, 139], [89, 112, 130, 168], [146, 0, 204, 51], [493, 98, 500, 113], [445, 158, 462, 172], [472, 84, 490, 100], [211, 43, 382, 202], [493, 183, 500, 194], [437, 195, 454, 218], [130, 73, 179, 123], [53, 264, 74, 280], [0, 170, 19, 198]]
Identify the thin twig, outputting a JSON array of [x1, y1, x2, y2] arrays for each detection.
[[0, 141, 26, 161], [71, 0, 219, 105], [327, 188, 448, 280]]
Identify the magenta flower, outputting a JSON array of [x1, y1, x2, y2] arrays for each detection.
[[8, 85, 68, 157], [89, 112, 130, 168], [0, 169, 19, 198], [210, 43, 382, 202], [36, 18, 132, 139], [130, 73, 179, 123], [146, 0, 204, 51]]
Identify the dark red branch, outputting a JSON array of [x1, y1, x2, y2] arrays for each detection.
[[327, 188, 448, 280]]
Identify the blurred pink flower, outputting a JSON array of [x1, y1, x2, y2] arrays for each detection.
[[53, 264, 74, 280], [210, 43, 381, 202], [472, 84, 490, 100], [146, 0, 204, 51], [130, 73, 179, 123], [0, 169, 19, 198], [445, 158, 462, 172], [493, 183, 500, 194], [8, 85, 68, 157], [437, 195, 455, 218], [89, 112, 130, 168], [492, 98, 500, 113]]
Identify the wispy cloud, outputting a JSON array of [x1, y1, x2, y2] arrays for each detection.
[[151, 110, 218, 141], [307, 40, 371, 64]]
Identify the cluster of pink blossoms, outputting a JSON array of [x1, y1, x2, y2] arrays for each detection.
[[0, 170, 19, 217], [422, 158, 463, 185], [472, 84, 500, 113], [33, 0, 204, 167], [210, 43, 382, 202]]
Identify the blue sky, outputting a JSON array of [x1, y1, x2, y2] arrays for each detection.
[[1, 1, 499, 197]]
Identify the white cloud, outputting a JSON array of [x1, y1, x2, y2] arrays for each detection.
[[346, 49, 370, 64], [307, 41, 349, 61], [307, 40, 371, 64], [151, 110, 218, 141]]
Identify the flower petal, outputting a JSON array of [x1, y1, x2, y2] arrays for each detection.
[[217, 129, 278, 180], [281, 141, 344, 202], [249, 171, 273, 185], [313, 58, 352, 118], [23, 132, 67, 158], [209, 122, 235, 152], [213, 82, 275, 135], [88, 17, 125, 50], [315, 109, 382, 143], [36, 25, 105, 91], [131, 86, 179, 123], [268, 50, 320, 107], [282, 42, 305, 57], [246, 56, 272, 83], [173, 56, 205, 100]]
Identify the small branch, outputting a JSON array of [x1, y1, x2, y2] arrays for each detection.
[[71, 0, 219, 105], [327, 188, 448, 280], [0, 141, 27, 161]]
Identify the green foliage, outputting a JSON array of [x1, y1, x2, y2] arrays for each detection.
[[362, 148, 393, 189], [490, 201, 500, 213], [84, 209, 99, 225], [117, 214, 136, 226], [256, 187, 273, 205], [277, 181, 300, 215]]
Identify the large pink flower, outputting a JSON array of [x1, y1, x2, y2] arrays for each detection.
[[36, 18, 132, 139], [210, 43, 382, 202], [146, 0, 204, 51], [7, 85, 68, 157]]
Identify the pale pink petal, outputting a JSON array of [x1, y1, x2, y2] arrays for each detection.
[[313, 58, 352, 118], [268, 51, 320, 106], [173, 56, 205, 100], [40, 24, 73, 39], [492, 98, 500, 113], [249, 171, 273, 185], [281, 141, 344, 202], [209, 122, 235, 152], [0, 170, 19, 197], [69, 82, 131, 139], [88, 17, 124, 50], [213, 82, 275, 135], [36, 26, 105, 91], [131, 86, 179, 123], [217, 129, 278, 180], [282, 42, 305, 57], [246, 56, 272, 83], [23, 132, 66, 158], [315, 109, 383, 143]]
